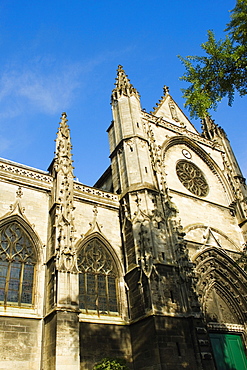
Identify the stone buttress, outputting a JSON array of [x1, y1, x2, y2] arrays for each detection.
[[43, 113, 80, 370]]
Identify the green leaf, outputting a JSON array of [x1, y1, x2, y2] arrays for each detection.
[[93, 357, 129, 370], [179, 0, 247, 119]]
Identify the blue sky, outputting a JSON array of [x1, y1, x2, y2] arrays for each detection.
[[0, 0, 246, 185]]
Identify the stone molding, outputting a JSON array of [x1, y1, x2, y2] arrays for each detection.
[[0, 159, 52, 184], [143, 112, 223, 151], [74, 183, 119, 202], [207, 322, 246, 333]]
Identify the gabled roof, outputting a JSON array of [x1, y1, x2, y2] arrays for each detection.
[[150, 86, 199, 135]]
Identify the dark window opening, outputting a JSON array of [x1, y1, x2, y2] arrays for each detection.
[[170, 290, 174, 303], [176, 342, 181, 357]]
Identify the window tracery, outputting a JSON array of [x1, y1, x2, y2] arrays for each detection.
[[78, 238, 118, 315], [0, 222, 37, 306], [176, 160, 209, 197]]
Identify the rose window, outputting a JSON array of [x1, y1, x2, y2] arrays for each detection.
[[176, 160, 209, 197]]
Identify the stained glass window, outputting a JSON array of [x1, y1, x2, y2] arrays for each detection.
[[78, 238, 118, 315], [0, 222, 37, 306]]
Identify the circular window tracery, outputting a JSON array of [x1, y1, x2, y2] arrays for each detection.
[[176, 160, 209, 197]]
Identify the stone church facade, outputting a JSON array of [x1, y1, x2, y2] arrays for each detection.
[[0, 66, 247, 369]]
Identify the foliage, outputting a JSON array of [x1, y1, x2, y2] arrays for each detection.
[[93, 357, 129, 370], [179, 0, 247, 119]]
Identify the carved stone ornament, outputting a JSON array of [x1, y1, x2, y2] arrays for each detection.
[[169, 101, 179, 122], [176, 160, 209, 197], [194, 248, 247, 324], [53, 113, 78, 273]]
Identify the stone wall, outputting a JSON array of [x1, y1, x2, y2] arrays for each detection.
[[0, 316, 42, 370], [79, 322, 132, 369], [130, 316, 214, 370]]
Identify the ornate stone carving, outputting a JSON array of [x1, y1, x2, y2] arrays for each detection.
[[194, 247, 247, 324], [83, 205, 103, 238]]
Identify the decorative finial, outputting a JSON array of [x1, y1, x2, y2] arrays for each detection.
[[135, 193, 142, 209], [93, 204, 98, 218], [16, 186, 23, 198], [163, 85, 170, 95]]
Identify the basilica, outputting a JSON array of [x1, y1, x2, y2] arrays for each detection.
[[0, 66, 247, 369]]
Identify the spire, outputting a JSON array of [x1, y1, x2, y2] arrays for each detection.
[[201, 116, 227, 140], [111, 65, 140, 101], [51, 113, 77, 272], [54, 112, 74, 176]]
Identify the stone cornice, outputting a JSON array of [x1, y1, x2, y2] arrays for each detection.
[[0, 158, 52, 187], [74, 182, 119, 206], [0, 158, 120, 206]]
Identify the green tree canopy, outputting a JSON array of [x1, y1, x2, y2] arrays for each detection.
[[179, 0, 247, 119]]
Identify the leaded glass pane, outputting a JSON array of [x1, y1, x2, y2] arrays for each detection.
[[98, 295, 107, 313], [86, 273, 97, 310], [21, 265, 34, 304], [7, 262, 21, 303], [98, 274, 107, 312], [109, 296, 118, 313], [0, 261, 8, 301], [87, 294, 97, 311], [87, 274, 96, 294], [108, 276, 118, 312], [79, 274, 85, 309], [108, 276, 116, 296], [98, 274, 106, 295]]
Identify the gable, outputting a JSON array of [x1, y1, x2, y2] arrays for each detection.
[[152, 91, 199, 135]]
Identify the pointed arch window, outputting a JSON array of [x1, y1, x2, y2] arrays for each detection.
[[0, 222, 37, 306], [78, 238, 118, 315]]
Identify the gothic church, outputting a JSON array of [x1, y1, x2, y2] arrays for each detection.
[[0, 66, 247, 369]]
